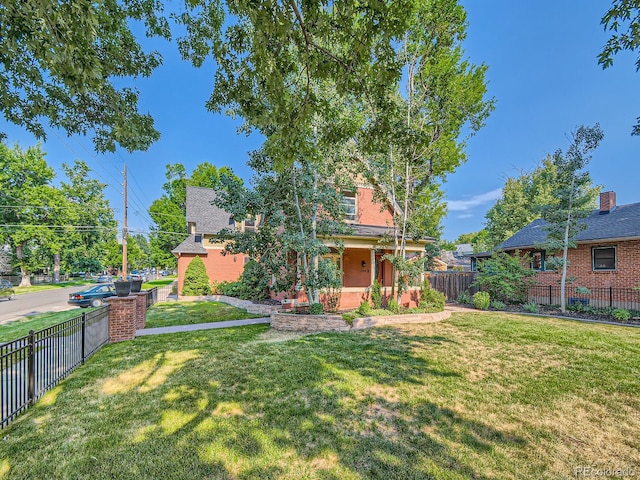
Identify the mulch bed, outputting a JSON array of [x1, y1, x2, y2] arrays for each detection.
[[456, 302, 640, 326]]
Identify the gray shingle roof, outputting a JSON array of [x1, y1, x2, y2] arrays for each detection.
[[186, 186, 234, 234], [171, 235, 207, 255], [497, 202, 640, 250], [342, 224, 434, 242]]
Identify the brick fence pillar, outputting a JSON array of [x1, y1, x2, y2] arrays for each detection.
[[133, 292, 148, 330], [107, 296, 137, 343]]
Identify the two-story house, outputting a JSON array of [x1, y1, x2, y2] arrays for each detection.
[[173, 183, 434, 309]]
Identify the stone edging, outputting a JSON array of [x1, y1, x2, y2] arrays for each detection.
[[178, 294, 280, 315], [271, 310, 451, 332]]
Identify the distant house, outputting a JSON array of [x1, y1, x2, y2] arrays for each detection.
[[437, 244, 473, 271], [471, 191, 640, 291], [173, 183, 434, 308], [172, 186, 247, 294]]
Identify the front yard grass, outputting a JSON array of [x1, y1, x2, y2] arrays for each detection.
[[0, 309, 89, 342], [1, 312, 639, 479], [144, 301, 263, 329]]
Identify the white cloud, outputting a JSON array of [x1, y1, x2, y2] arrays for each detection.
[[446, 188, 502, 212], [457, 213, 473, 219]]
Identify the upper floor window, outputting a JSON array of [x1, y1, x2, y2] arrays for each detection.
[[341, 192, 357, 223], [194, 234, 202, 243], [530, 251, 545, 271], [592, 246, 616, 271]]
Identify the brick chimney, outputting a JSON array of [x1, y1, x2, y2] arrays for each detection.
[[600, 191, 616, 214]]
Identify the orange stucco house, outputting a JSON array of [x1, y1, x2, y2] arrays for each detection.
[[173, 184, 434, 309]]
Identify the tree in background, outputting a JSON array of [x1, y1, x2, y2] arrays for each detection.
[[599, 0, 640, 135], [59, 160, 117, 277], [538, 124, 604, 312], [483, 157, 558, 249], [0, 0, 169, 152], [0, 142, 73, 286], [473, 251, 538, 304]]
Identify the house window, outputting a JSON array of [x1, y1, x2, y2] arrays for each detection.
[[341, 192, 357, 223], [592, 246, 616, 271], [530, 251, 545, 271], [194, 234, 202, 243]]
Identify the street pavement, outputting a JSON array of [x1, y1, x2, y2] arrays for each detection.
[[0, 284, 90, 325]]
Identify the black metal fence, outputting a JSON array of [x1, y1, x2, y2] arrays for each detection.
[[527, 285, 640, 311], [146, 282, 177, 308], [1, 307, 110, 428]]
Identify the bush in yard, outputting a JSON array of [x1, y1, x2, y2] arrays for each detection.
[[612, 308, 631, 322], [357, 300, 372, 316], [473, 291, 490, 310], [371, 280, 383, 309], [457, 290, 472, 305], [309, 303, 324, 315], [522, 302, 539, 313], [387, 298, 400, 313], [236, 259, 271, 300], [473, 251, 538, 304], [490, 299, 506, 310], [181, 256, 211, 296], [419, 282, 446, 311]]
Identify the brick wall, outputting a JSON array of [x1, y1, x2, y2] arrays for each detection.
[[176, 250, 245, 294], [107, 296, 137, 343], [356, 186, 394, 226], [524, 240, 640, 289]]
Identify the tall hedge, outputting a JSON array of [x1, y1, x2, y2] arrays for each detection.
[[182, 256, 211, 295]]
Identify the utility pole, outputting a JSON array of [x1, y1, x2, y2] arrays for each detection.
[[122, 164, 128, 280]]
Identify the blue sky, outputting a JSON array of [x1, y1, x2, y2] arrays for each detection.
[[1, 1, 638, 242]]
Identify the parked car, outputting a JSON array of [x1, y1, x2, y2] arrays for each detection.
[[68, 284, 116, 308], [95, 274, 112, 283], [0, 278, 16, 301], [129, 271, 148, 282]]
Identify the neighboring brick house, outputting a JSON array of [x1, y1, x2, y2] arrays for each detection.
[[472, 191, 640, 305], [172, 186, 247, 294], [173, 184, 434, 308]]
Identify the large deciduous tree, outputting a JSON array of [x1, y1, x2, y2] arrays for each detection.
[[599, 0, 640, 135], [538, 124, 604, 313], [0, 0, 170, 152]]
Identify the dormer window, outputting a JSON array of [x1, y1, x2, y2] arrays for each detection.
[[194, 234, 202, 243], [341, 192, 357, 223]]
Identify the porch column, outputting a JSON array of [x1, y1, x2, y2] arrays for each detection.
[[370, 249, 376, 286]]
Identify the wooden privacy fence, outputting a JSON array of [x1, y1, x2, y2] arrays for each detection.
[[427, 271, 478, 301]]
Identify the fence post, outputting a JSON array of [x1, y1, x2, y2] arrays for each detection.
[[27, 330, 35, 406], [81, 312, 86, 364], [548, 285, 552, 305], [609, 287, 613, 308]]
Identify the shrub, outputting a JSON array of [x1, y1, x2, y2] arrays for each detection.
[[473, 251, 538, 304], [236, 259, 271, 300], [490, 299, 506, 310], [522, 302, 539, 313], [456, 291, 472, 305], [612, 308, 631, 322], [387, 298, 399, 313], [220, 281, 242, 297], [371, 280, 383, 309], [341, 311, 357, 325], [357, 300, 372, 316], [419, 284, 446, 311], [473, 291, 490, 310], [181, 256, 211, 296], [309, 303, 324, 315]]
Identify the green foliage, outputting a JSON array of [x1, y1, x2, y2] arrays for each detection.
[[457, 291, 472, 305], [341, 311, 357, 325], [419, 283, 446, 312], [181, 256, 211, 296], [611, 308, 631, 322], [357, 300, 372, 316], [371, 280, 383, 309], [599, 0, 640, 135], [236, 260, 270, 301], [473, 251, 538, 304], [387, 299, 400, 314], [490, 300, 506, 310], [522, 302, 539, 313], [575, 286, 592, 296], [473, 291, 490, 310], [0, 0, 168, 152], [484, 157, 558, 248], [309, 303, 324, 315]]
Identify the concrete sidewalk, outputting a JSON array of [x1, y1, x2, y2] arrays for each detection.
[[136, 317, 271, 336]]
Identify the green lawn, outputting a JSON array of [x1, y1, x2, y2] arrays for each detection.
[[0, 310, 88, 342], [145, 301, 263, 329], [1, 312, 638, 479], [13, 280, 91, 295]]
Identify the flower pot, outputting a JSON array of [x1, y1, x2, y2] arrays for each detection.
[[130, 279, 143, 293], [114, 281, 131, 297]]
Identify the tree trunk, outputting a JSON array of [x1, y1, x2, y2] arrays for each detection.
[[16, 243, 31, 287], [53, 253, 61, 283], [560, 177, 575, 313]]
